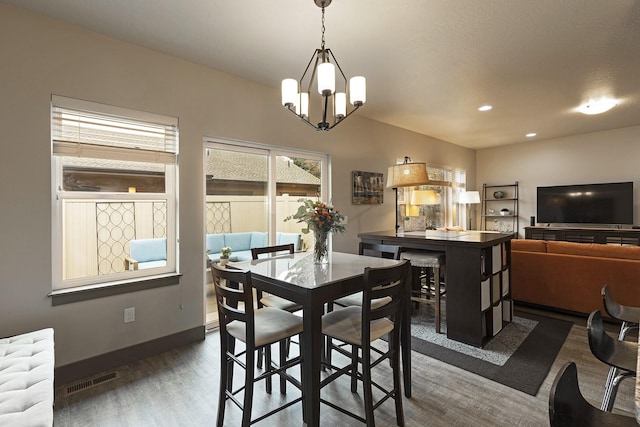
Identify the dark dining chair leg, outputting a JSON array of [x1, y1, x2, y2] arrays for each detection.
[[362, 344, 374, 427], [226, 336, 235, 391], [265, 344, 272, 394], [350, 345, 359, 393], [217, 336, 229, 427], [279, 338, 287, 394], [242, 349, 255, 427], [393, 343, 405, 427]]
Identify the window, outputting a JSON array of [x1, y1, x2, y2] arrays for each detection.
[[400, 164, 467, 232], [51, 96, 178, 291]]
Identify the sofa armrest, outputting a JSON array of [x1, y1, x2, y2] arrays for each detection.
[[124, 256, 139, 271]]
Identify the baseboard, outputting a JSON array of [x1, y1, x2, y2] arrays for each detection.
[[55, 326, 205, 386]]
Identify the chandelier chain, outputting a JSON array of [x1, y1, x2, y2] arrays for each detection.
[[321, 6, 326, 51]]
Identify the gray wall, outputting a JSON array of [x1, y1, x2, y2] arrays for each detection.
[[0, 5, 474, 366], [476, 125, 640, 238]]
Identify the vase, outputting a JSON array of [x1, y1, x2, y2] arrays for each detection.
[[219, 257, 229, 266], [313, 230, 329, 264]]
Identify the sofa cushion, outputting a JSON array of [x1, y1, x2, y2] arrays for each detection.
[[546, 240, 640, 260], [250, 232, 268, 249], [224, 232, 253, 252], [0, 328, 54, 427], [129, 238, 166, 262], [511, 239, 546, 253], [276, 232, 301, 250], [206, 234, 225, 254]]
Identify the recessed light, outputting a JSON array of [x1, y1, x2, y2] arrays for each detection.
[[526, 133, 537, 138], [478, 105, 492, 112], [577, 98, 617, 115]]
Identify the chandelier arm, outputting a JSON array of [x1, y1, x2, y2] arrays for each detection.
[[327, 49, 348, 83]]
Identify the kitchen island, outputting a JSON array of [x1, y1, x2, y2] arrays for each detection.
[[359, 230, 514, 347]]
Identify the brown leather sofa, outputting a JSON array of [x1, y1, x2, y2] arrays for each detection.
[[511, 239, 640, 315]]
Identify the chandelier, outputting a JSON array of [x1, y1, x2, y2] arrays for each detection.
[[281, 0, 366, 131]]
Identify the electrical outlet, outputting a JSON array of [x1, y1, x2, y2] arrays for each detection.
[[124, 307, 135, 323]]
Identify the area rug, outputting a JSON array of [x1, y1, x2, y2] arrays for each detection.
[[409, 304, 573, 396]]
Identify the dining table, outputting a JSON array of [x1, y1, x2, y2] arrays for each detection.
[[229, 251, 408, 427]]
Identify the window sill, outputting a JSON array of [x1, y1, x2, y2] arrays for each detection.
[[49, 273, 181, 306]]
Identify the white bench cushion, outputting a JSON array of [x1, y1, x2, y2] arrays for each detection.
[[0, 328, 54, 427]]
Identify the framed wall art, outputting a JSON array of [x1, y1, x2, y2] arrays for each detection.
[[352, 170, 384, 205]]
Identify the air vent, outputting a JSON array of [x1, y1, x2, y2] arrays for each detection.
[[64, 371, 119, 396]]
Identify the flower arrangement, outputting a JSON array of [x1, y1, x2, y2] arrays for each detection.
[[220, 246, 232, 258], [285, 198, 346, 263]]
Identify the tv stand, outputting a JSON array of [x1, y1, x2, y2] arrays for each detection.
[[525, 226, 640, 246]]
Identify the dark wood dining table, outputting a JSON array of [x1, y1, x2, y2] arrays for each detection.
[[229, 251, 408, 427]]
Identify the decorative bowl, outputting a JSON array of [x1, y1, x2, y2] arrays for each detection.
[[493, 191, 505, 199], [500, 208, 510, 216]]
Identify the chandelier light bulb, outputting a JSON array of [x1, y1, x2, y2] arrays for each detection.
[[281, 79, 298, 107], [335, 92, 346, 118], [317, 62, 335, 95], [299, 92, 309, 118], [350, 76, 366, 106]]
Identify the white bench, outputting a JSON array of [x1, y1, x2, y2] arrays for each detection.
[[0, 328, 54, 426]]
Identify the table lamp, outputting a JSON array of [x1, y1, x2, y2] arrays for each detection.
[[459, 190, 481, 230], [386, 156, 430, 233]]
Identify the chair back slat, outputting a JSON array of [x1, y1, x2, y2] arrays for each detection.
[[359, 242, 401, 260], [251, 244, 295, 260], [362, 261, 409, 324]]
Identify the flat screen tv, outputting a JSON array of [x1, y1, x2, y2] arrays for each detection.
[[537, 182, 634, 225]]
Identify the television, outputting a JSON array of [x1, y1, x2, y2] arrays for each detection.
[[536, 182, 634, 225]]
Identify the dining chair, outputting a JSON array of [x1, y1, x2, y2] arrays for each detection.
[[321, 260, 410, 426], [210, 263, 303, 427], [549, 362, 637, 427], [586, 310, 637, 412], [332, 242, 401, 307], [325, 242, 402, 367], [251, 244, 301, 380]]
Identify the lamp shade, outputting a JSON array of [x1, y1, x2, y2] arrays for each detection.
[[386, 162, 429, 188], [411, 190, 440, 205], [459, 190, 481, 204]]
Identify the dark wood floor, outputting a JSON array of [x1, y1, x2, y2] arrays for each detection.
[[53, 308, 636, 426]]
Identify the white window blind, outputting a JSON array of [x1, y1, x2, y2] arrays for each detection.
[[52, 98, 177, 164]]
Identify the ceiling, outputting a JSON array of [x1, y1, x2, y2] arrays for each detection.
[[3, 0, 640, 149]]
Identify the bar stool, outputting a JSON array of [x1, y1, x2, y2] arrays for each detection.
[[601, 284, 640, 341], [586, 310, 636, 412], [549, 362, 637, 426], [600, 285, 640, 412], [400, 250, 446, 333]]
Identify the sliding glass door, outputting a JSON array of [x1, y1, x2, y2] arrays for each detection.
[[203, 139, 328, 326]]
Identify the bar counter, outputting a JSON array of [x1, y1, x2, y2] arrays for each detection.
[[359, 229, 514, 347]]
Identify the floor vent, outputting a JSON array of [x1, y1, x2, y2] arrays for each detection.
[[64, 371, 119, 396]]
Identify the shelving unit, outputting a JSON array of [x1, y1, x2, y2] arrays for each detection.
[[480, 241, 512, 339], [481, 182, 519, 235]]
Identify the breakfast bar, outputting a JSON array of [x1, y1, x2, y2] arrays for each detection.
[[359, 229, 514, 347]]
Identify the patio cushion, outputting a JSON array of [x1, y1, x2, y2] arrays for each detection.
[[129, 238, 166, 263]]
